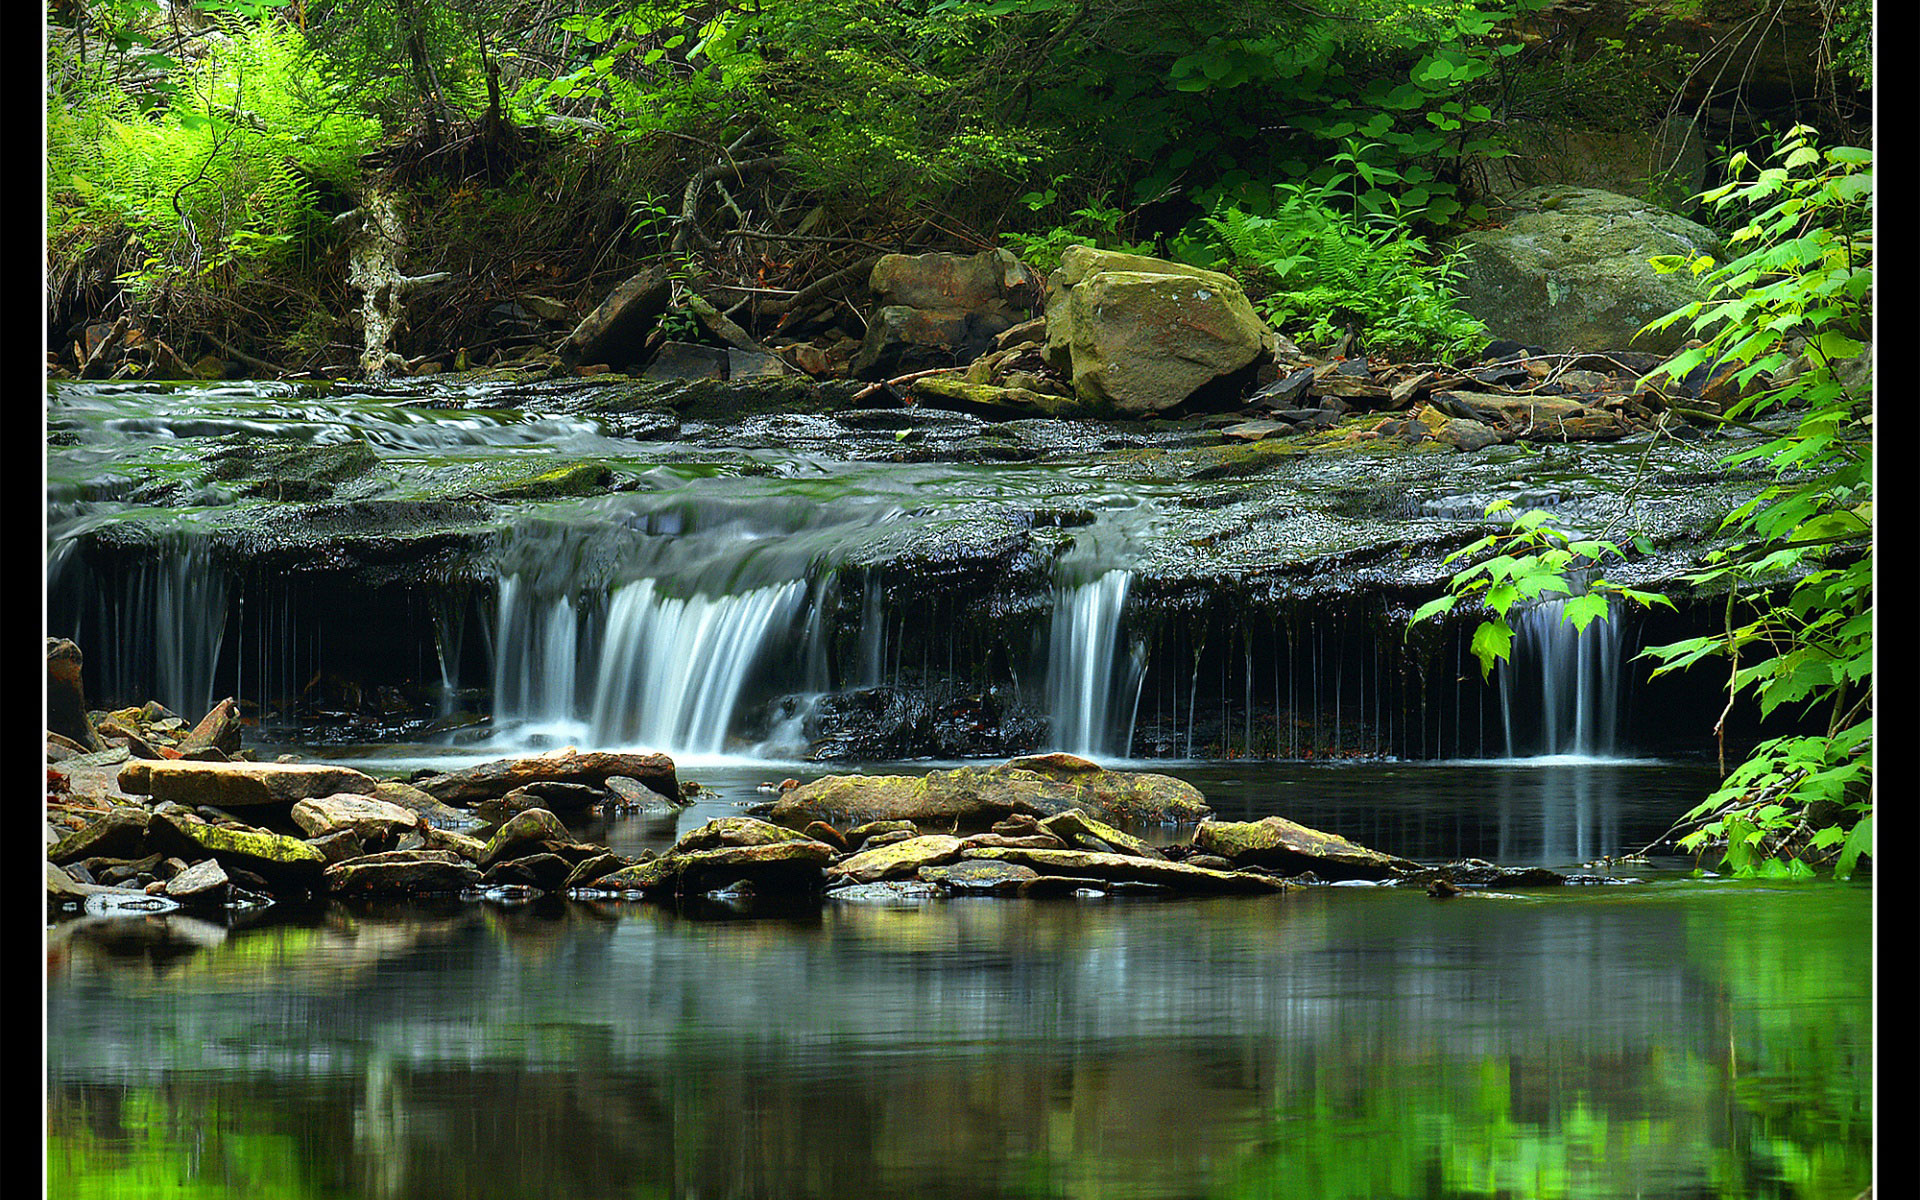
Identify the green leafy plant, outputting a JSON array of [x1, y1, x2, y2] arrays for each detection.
[[1412, 500, 1673, 678], [1201, 173, 1488, 359], [1410, 127, 1872, 880], [1634, 126, 1872, 878], [49, 19, 377, 296], [998, 189, 1157, 273]]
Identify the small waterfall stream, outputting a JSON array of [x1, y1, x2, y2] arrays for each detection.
[[1498, 597, 1629, 759], [1045, 570, 1146, 759]]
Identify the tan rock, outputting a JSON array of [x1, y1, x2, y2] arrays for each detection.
[[291, 793, 423, 841]]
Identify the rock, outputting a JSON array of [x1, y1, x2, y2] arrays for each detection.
[[290, 793, 423, 842], [46, 638, 104, 752], [306, 829, 368, 864], [324, 850, 483, 896], [367, 780, 479, 829], [845, 819, 921, 848], [910, 375, 1084, 418], [1043, 246, 1273, 414], [642, 341, 729, 382], [1413, 405, 1505, 452], [560, 266, 672, 370], [801, 821, 850, 852], [595, 840, 836, 898], [48, 808, 151, 865], [414, 748, 679, 807], [1434, 391, 1633, 441], [917, 859, 1041, 895], [119, 761, 383, 807], [958, 846, 1286, 894], [495, 781, 605, 814], [670, 816, 818, 854], [1451, 186, 1722, 354], [563, 852, 639, 889], [420, 825, 490, 863], [1393, 862, 1571, 889], [483, 852, 575, 890], [480, 808, 571, 866], [834, 834, 966, 884], [870, 247, 1043, 315], [148, 811, 328, 892], [850, 306, 1019, 381], [604, 775, 686, 814], [767, 756, 1212, 831], [1038, 810, 1166, 860], [1191, 816, 1417, 881], [163, 858, 231, 905]]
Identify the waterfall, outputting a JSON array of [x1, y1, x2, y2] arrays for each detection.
[[1499, 597, 1627, 758], [492, 575, 809, 756], [1046, 570, 1145, 759], [49, 536, 229, 719]]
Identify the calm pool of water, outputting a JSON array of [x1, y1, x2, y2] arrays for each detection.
[[46, 759, 1873, 1199]]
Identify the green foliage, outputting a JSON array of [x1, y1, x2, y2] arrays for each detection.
[[48, 19, 378, 296], [1409, 128, 1872, 879], [1200, 162, 1488, 359], [997, 190, 1157, 274], [1635, 127, 1872, 879], [1411, 499, 1672, 679]]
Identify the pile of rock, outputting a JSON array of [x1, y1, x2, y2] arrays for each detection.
[[46, 745, 688, 915]]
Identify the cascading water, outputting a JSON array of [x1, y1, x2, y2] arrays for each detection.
[[1499, 596, 1628, 758], [1046, 569, 1146, 759], [48, 534, 229, 720], [491, 575, 810, 756]]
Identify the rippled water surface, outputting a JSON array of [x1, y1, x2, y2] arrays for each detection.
[[46, 760, 1873, 1200]]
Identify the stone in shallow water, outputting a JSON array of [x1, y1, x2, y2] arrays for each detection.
[[834, 834, 965, 884], [917, 859, 1041, 895], [1193, 816, 1417, 881]]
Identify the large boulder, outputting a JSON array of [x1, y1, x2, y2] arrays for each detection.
[[851, 248, 1044, 381], [1042, 246, 1273, 415], [1450, 186, 1721, 354], [764, 755, 1212, 832]]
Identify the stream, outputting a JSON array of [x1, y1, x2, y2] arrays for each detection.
[[45, 378, 1872, 1198]]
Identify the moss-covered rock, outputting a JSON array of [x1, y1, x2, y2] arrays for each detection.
[[1193, 816, 1417, 881], [765, 756, 1212, 832], [595, 840, 836, 897], [834, 834, 966, 883], [1451, 186, 1722, 353]]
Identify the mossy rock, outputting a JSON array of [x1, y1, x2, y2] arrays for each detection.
[[1193, 816, 1417, 881]]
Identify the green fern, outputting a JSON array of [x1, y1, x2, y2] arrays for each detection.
[[49, 20, 378, 297], [1203, 182, 1486, 360]]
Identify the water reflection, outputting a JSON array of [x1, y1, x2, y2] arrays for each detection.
[[49, 875, 1870, 1200]]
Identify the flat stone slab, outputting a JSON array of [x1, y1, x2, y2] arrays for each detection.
[[1193, 817, 1417, 881], [918, 859, 1042, 895], [767, 755, 1211, 831], [959, 846, 1286, 894], [414, 748, 679, 806], [325, 852, 483, 896], [120, 761, 383, 807], [596, 840, 837, 898], [835, 834, 966, 884], [148, 811, 328, 891]]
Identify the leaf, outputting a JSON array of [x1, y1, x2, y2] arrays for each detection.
[[1561, 592, 1611, 634], [1468, 620, 1512, 677]]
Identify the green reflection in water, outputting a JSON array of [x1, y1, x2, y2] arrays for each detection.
[[47, 879, 1870, 1200]]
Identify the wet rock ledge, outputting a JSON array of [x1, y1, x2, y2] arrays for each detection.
[[47, 694, 1629, 916]]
